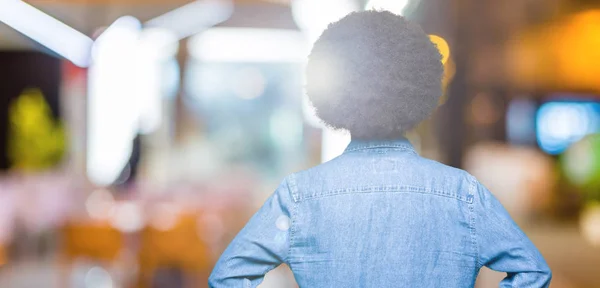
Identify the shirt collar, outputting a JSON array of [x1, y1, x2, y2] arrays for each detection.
[[343, 137, 417, 154]]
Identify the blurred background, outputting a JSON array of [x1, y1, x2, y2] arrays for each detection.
[[0, 0, 599, 287]]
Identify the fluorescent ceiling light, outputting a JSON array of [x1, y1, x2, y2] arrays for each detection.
[[145, 0, 233, 41], [87, 16, 142, 186], [0, 0, 94, 67], [93, 15, 141, 48], [87, 16, 179, 186], [188, 28, 309, 62]]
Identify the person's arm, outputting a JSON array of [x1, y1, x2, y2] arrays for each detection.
[[474, 180, 552, 287], [209, 179, 294, 288]]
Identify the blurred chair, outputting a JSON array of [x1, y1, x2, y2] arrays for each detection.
[[60, 222, 125, 287], [137, 213, 211, 288], [62, 222, 124, 262], [0, 243, 6, 267]]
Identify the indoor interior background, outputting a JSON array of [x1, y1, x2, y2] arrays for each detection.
[[0, 0, 600, 287]]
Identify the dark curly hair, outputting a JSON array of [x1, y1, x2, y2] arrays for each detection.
[[306, 10, 443, 139]]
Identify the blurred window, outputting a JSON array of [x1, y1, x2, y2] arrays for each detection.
[[185, 28, 307, 177]]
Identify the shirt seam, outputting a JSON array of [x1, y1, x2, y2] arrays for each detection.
[[298, 185, 473, 203], [285, 176, 297, 266], [467, 174, 481, 268], [344, 145, 417, 154], [472, 178, 542, 270], [287, 174, 300, 203]]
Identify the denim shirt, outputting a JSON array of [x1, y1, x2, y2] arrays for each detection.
[[209, 138, 551, 288]]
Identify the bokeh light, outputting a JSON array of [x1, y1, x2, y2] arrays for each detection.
[[580, 203, 600, 247], [429, 35, 450, 64], [150, 203, 181, 231], [275, 215, 291, 231], [507, 98, 537, 145], [470, 92, 500, 126], [562, 134, 600, 190], [231, 67, 267, 100], [188, 28, 308, 63], [537, 102, 600, 155], [85, 189, 116, 220], [84, 266, 113, 288], [365, 0, 411, 16], [198, 212, 225, 245], [109, 202, 143, 233], [292, 0, 360, 44]]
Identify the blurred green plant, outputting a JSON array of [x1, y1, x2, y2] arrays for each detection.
[[7, 88, 66, 171], [561, 134, 600, 201]]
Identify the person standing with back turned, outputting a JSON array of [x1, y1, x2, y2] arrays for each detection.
[[209, 10, 552, 288]]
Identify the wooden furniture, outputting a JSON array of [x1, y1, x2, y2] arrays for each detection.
[[137, 213, 211, 288]]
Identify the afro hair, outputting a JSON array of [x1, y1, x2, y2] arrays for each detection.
[[306, 10, 444, 139]]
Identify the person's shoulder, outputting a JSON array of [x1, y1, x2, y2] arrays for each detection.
[[282, 157, 351, 201], [412, 156, 477, 202], [418, 157, 473, 178], [292, 152, 355, 177]]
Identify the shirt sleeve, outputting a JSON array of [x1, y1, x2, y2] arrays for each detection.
[[474, 180, 552, 288], [208, 179, 294, 288]]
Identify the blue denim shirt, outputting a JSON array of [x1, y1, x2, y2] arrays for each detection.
[[209, 138, 551, 287]]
